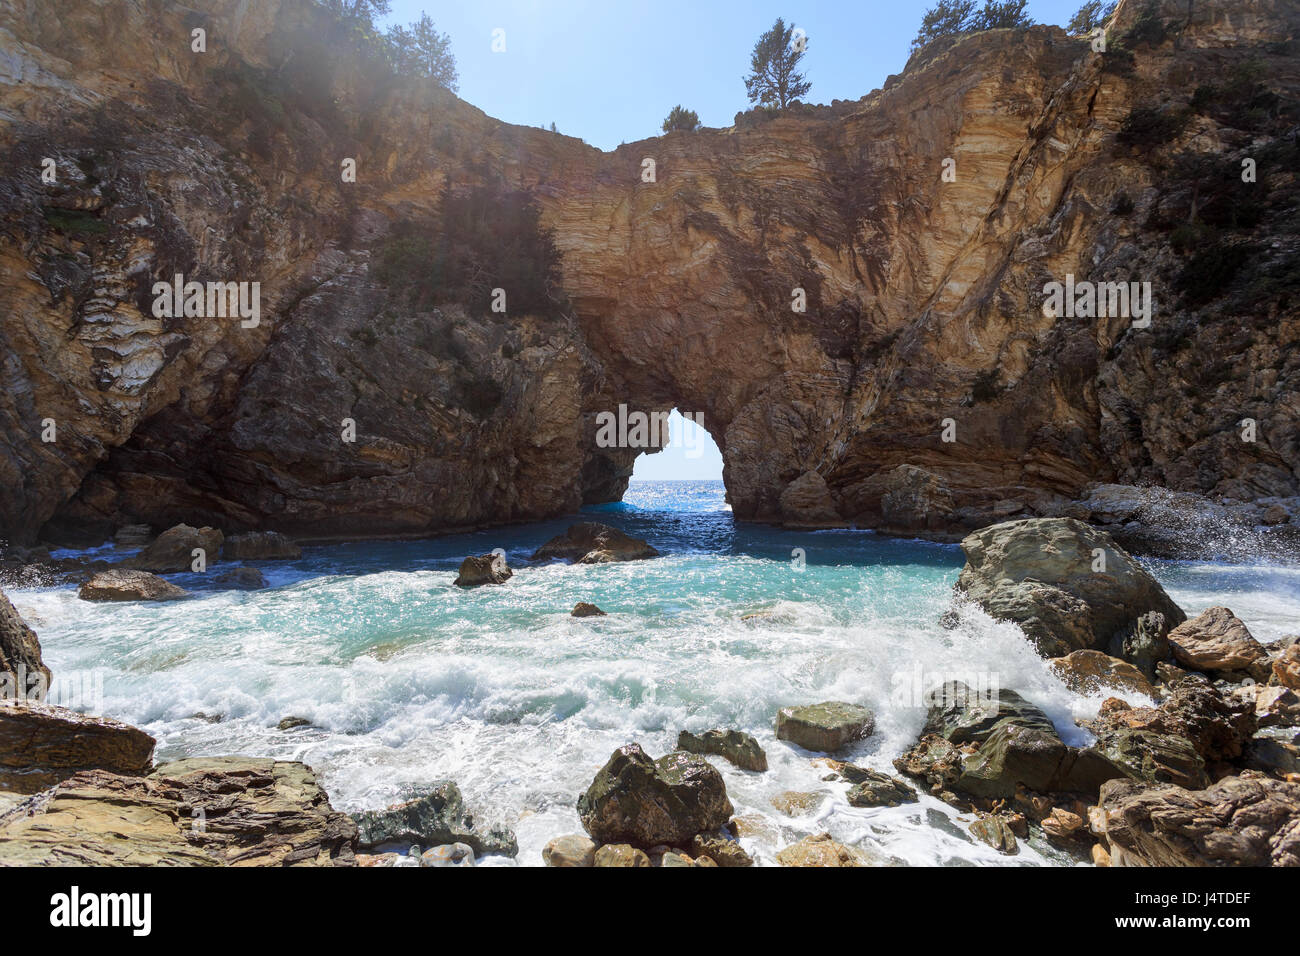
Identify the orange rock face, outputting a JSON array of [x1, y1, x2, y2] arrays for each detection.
[[0, 0, 1296, 544]]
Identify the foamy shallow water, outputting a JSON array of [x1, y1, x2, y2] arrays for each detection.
[[12, 482, 1300, 866]]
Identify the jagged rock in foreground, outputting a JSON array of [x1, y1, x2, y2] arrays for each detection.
[[1094, 773, 1300, 867], [0, 589, 48, 691], [1050, 649, 1156, 698], [77, 569, 188, 602], [577, 744, 733, 847], [0, 700, 156, 794], [531, 523, 658, 564], [453, 553, 513, 588], [955, 518, 1186, 658], [350, 782, 517, 858], [0, 757, 357, 866]]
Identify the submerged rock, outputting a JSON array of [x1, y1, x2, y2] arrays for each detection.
[[1095, 773, 1300, 866], [78, 569, 187, 602], [1167, 607, 1272, 681], [577, 744, 733, 847], [955, 518, 1186, 658], [0, 756, 357, 866], [350, 782, 517, 858], [215, 566, 267, 590], [123, 523, 224, 573], [571, 602, 607, 617], [221, 531, 302, 561], [531, 522, 658, 564], [453, 553, 513, 587], [775, 701, 874, 753], [676, 728, 768, 772], [0, 700, 156, 794]]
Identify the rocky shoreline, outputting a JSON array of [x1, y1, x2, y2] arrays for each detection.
[[1, 515, 1296, 867]]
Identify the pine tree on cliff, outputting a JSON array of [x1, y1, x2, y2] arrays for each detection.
[[662, 105, 701, 133], [912, 0, 1033, 51], [743, 18, 811, 110], [386, 14, 459, 92]]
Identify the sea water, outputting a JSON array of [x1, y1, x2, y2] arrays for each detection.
[[11, 480, 1300, 866]]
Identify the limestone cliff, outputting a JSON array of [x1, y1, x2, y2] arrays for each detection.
[[0, 0, 1296, 545]]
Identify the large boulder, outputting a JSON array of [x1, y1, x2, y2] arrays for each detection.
[[78, 569, 187, 602], [453, 554, 512, 588], [923, 684, 1055, 745], [576, 744, 733, 847], [0, 589, 49, 694], [1276, 643, 1300, 692], [123, 523, 224, 573], [775, 701, 875, 753], [0, 757, 357, 866], [879, 464, 955, 535], [676, 728, 768, 772], [531, 523, 658, 564], [221, 531, 302, 561], [1166, 607, 1272, 681], [0, 701, 156, 793], [1095, 774, 1300, 866], [350, 782, 517, 858], [955, 518, 1186, 658]]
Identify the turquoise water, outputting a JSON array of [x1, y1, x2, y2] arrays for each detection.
[[13, 480, 1300, 866]]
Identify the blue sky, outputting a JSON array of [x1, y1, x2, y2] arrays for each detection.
[[383, 0, 1090, 150], [379, 1, 1088, 480], [630, 409, 726, 482]]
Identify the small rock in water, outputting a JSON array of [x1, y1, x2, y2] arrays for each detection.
[[421, 843, 475, 867], [776, 832, 870, 867], [571, 602, 606, 617], [123, 523, 224, 574], [277, 716, 311, 731], [543, 833, 596, 867], [676, 728, 768, 772], [969, 815, 1019, 855], [689, 829, 754, 867], [775, 700, 874, 753], [351, 781, 518, 858], [531, 522, 658, 563], [845, 770, 918, 808], [454, 553, 513, 587]]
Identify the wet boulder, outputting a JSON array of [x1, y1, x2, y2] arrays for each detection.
[[576, 744, 733, 847], [676, 728, 768, 772], [542, 834, 596, 867], [845, 769, 918, 808], [1, 588, 49, 692], [775, 701, 875, 753], [776, 832, 870, 867], [350, 782, 517, 858], [955, 518, 1186, 658], [453, 553, 513, 587], [215, 567, 267, 590], [571, 602, 607, 617], [1050, 650, 1156, 698]]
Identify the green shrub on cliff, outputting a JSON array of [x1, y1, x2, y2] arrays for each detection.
[[662, 106, 701, 133]]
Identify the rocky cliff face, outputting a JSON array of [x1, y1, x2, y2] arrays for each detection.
[[1, 0, 1297, 545]]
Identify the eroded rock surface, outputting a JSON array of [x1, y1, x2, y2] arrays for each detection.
[[1, 0, 1296, 545], [0, 701, 156, 794]]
